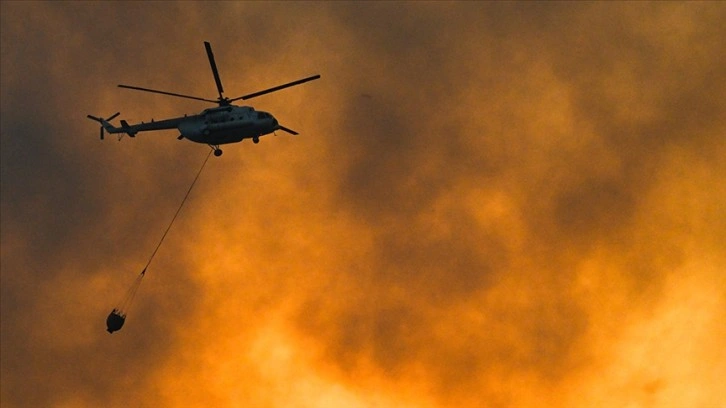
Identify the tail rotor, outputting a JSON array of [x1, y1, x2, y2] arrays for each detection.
[[87, 112, 120, 140]]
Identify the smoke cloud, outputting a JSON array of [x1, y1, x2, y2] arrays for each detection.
[[2, 2, 724, 407]]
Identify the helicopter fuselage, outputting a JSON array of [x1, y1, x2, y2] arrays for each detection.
[[178, 105, 278, 144]]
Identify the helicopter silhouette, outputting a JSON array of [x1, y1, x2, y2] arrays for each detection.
[[88, 41, 320, 156]]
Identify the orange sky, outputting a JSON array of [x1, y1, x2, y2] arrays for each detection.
[[1, 2, 724, 407]]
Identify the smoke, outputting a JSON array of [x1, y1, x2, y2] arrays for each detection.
[[2, 2, 724, 407]]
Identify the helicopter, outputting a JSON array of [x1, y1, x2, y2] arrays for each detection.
[[87, 41, 320, 157]]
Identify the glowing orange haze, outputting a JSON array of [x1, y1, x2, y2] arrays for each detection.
[[1, 2, 724, 407]]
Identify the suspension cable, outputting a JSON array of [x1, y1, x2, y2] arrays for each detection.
[[108, 150, 213, 332], [142, 149, 213, 274]]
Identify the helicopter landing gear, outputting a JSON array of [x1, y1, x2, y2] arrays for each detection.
[[253, 137, 260, 144], [209, 144, 223, 157]]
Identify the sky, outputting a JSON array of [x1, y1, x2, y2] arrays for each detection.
[[1, 2, 725, 407]]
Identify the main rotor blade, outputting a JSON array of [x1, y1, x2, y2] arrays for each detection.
[[230, 74, 321, 102], [278, 125, 299, 135], [118, 84, 218, 104], [204, 41, 225, 99]]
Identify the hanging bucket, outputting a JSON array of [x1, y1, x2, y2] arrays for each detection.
[[105, 269, 144, 334], [106, 309, 126, 333]]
